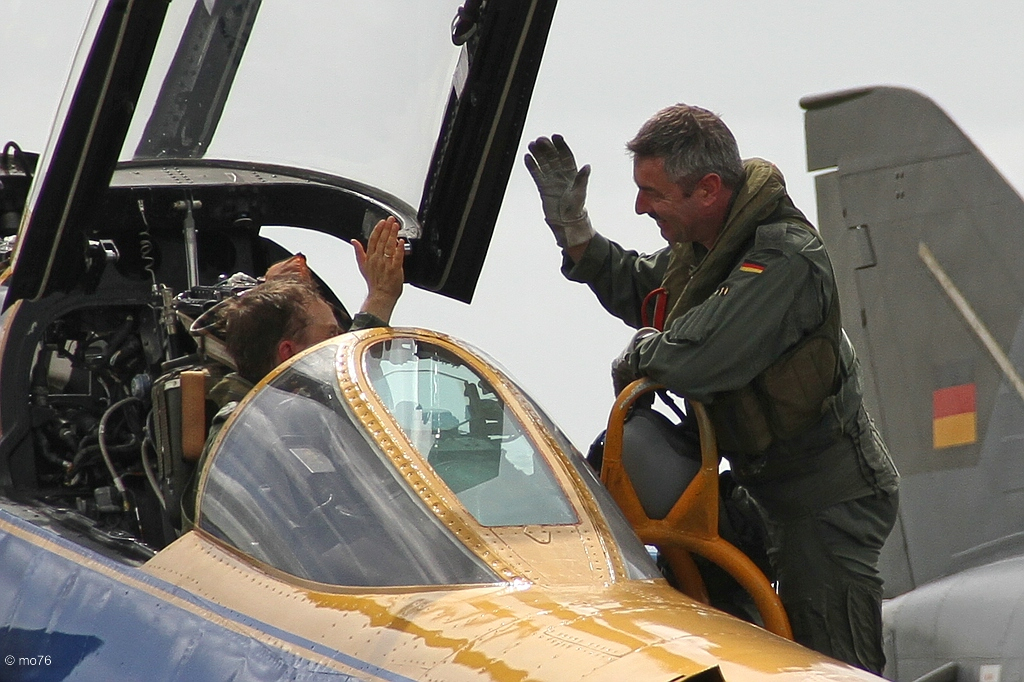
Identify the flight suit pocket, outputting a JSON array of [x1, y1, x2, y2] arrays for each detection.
[[672, 293, 725, 345], [847, 582, 885, 674]]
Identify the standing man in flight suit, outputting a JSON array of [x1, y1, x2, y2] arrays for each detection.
[[524, 103, 899, 674]]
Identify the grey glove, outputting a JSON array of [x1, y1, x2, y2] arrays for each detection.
[[611, 327, 659, 396], [524, 134, 596, 248]]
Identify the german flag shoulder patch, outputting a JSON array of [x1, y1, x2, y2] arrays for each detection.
[[739, 260, 766, 274]]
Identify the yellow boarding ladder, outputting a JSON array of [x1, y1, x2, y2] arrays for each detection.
[[601, 378, 793, 640]]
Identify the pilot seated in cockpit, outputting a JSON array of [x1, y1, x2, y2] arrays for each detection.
[[179, 217, 406, 530]]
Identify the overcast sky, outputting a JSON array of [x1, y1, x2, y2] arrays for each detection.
[[3, 1, 1023, 451]]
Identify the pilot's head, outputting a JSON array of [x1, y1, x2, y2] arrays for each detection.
[[224, 278, 342, 384], [627, 104, 743, 248]]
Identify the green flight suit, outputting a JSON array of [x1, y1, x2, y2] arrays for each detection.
[[564, 158, 899, 673]]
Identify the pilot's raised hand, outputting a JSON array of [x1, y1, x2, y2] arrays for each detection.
[[524, 134, 596, 250], [351, 216, 404, 325]]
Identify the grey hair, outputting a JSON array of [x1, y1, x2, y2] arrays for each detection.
[[627, 104, 745, 191]]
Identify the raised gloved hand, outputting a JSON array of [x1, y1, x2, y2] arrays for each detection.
[[611, 327, 659, 396], [524, 134, 595, 248]]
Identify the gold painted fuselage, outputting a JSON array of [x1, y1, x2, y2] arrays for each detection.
[[146, 531, 876, 682]]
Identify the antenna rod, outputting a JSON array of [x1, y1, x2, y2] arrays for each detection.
[[918, 241, 1024, 405]]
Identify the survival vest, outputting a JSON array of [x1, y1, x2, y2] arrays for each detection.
[[660, 159, 843, 457], [705, 246, 842, 455]]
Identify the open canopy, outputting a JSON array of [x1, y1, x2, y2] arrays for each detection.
[[9, 0, 556, 304]]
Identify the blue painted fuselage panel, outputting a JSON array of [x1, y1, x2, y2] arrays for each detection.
[[0, 511, 391, 682]]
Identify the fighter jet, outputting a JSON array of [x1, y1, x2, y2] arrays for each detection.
[[0, 1, 891, 679], [802, 85, 1024, 682]]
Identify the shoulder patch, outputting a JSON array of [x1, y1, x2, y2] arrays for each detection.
[[753, 221, 820, 255], [739, 261, 766, 274], [753, 222, 787, 252]]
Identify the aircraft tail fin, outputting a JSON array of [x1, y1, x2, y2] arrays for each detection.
[[802, 86, 1024, 595]]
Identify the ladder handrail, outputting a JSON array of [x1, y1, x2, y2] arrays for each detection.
[[601, 378, 793, 640]]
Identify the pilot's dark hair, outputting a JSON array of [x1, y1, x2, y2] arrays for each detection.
[[223, 278, 324, 384], [627, 104, 745, 192]]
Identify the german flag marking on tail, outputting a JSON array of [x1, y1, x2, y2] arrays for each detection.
[[933, 383, 977, 449]]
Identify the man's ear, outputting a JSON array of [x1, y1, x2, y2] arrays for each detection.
[[277, 338, 299, 365], [695, 173, 724, 206]]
